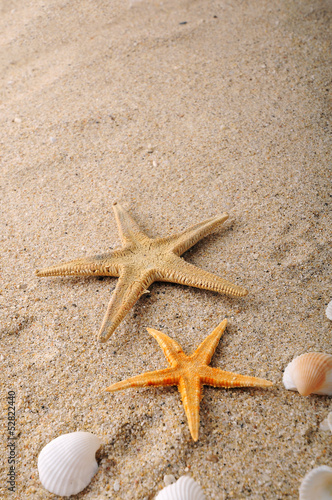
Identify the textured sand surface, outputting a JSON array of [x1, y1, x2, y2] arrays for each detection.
[[0, 0, 331, 498]]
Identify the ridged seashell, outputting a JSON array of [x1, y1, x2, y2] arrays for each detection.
[[155, 476, 205, 500], [38, 432, 101, 496], [326, 300, 332, 320], [319, 412, 332, 432], [283, 352, 332, 396], [299, 466, 332, 500]]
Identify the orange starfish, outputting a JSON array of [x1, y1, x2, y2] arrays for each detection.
[[104, 319, 273, 441], [36, 203, 247, 342]]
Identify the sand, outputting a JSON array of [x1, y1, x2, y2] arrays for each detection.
[[0, 0, 331, 498]]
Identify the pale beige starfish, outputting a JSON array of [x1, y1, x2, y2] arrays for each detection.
[[104, 319, 273, 441], [36, 203, 247, 342]]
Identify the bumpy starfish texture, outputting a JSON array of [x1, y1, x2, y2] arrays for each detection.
[[104, 319, 273, 441], [36, 203, 247, 342]]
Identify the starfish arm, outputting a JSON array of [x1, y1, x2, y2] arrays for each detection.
[[199, 366, 273, 389], [178, 376, 202, 441], [113, 202, 149, 245], [104, 367, 180, 392], [146, 328, 185, 367], [166, 213, 229, 256], [98, 268, 154, 342], [36, 253, 121, 277], [192, 319, 228, 365], [159, 257, 248, 297]]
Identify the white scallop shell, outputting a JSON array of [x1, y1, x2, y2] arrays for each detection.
[[38, 431, 101, 496], [326, 300, 332, 320], [155, 476, 205, 500], [299, 466, 332, 500], [283, 352, 332, 396]]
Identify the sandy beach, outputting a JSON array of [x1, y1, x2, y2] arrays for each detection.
[[0, 0, 331, 498]]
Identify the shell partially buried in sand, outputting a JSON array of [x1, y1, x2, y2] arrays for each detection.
[[299, 466, 332, 500], [319, 412, 332, 432], [283, 352, 332, 396], [38, 431, 101, 497], [155, 476, 206, 500], [326, 300, 332, 320]]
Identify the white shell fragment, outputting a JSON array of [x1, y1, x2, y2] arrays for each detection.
[[164, 474, 176, 486], [326, 300, 332, 320], [299, 466, 332, 500], [319, 412, 332, 433], [38, 431, 101, 497], [155, 476, 206, 500], [283, 352, 332, 396]]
